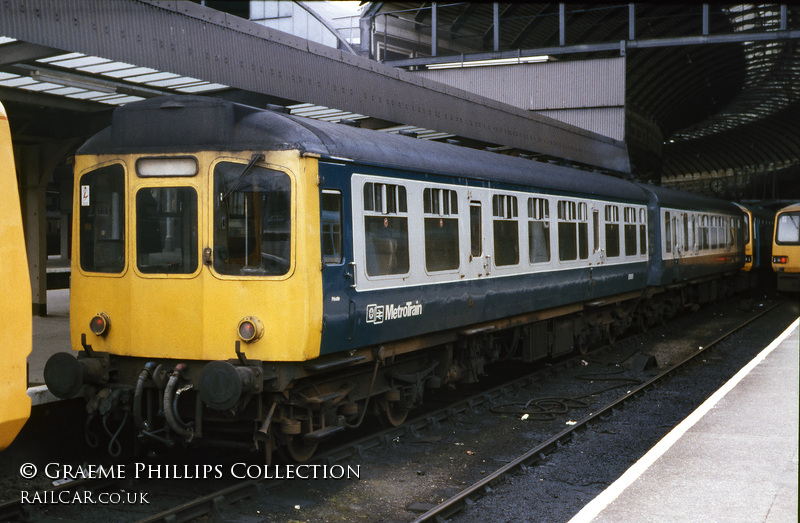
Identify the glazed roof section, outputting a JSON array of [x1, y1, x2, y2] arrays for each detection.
[[0, 38, 228, 105]]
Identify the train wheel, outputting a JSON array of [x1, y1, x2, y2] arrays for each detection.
[[605, 325, 616, 345], [382, 401, 408, 426], [637, 312, 649, 333], [284, 435, 318, 463], [379, 393, 409, 427], [263, 434, 276, 466], [576, 333, 589, 355]]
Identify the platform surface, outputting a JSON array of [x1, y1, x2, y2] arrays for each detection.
[[27, 289, 71, 404], [570, 319, 799, 523]]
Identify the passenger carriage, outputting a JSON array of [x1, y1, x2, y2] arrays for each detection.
[[43, 96, 745, 461]]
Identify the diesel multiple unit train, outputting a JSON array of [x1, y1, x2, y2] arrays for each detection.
[[43, 95, 747, 462], [772, 203, 800, 292], [0, 101, 32, 451]]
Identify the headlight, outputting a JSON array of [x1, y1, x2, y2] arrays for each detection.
[[89, 312, 110, 336], [237, 316, 264, 342]]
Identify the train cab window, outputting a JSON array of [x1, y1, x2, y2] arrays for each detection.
[[470, 202, 482, 258], [79, 164, 125, 273], [605, 205, 620, 257], [664, 212, 672, 254], [136, 187, 198, 274], [321, 190, 343, 264], [423, 188, 459, 272], [527, 197, 550, 263], [776, 211, 800, 244], [623, 206, 637, 256], [742, 214, 751, 244], [213, 162, 291, 276], [493, 194, 519, 266], [363, 182, 409, 276]]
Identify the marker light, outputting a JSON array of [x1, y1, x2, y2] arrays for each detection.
[[237, 316, 264, 343], [773, 256, 788, 264], [89, 312, 110, 336]]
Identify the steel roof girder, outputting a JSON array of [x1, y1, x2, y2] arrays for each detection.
[[0, 0, 630, 172], [387, 29, 800, 68]]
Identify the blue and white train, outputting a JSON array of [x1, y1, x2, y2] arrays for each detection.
[[44, 96, 745, 461]]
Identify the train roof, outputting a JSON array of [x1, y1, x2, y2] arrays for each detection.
[[78, 95, 648, 203], [635, 181, 742, 215], [776, 202, 800, 213], [734, 202, 775, 220]]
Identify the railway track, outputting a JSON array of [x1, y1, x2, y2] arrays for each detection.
[[0, 314, 646, 523], [410, 297, 788, 522], [1, 295, 787, 523]]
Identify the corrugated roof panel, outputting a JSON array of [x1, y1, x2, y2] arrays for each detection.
[[79, 61, 137, 74], [44, 56, 109, 68], [124, 71, 180, 83], [36, 52, 84, 63], [18, 81, 62, 92], [175, 82, 228, 93], [0, 76, 36, 87], [102, 66, 160, 78], [63, 90, 116, 100], [43, 86, 85, 96]]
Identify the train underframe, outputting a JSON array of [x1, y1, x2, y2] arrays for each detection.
[[73, 272, 741, 463]]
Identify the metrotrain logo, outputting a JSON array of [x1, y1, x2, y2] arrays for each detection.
[[366, 301, 423, 325]]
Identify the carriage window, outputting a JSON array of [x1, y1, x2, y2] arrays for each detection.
[[682, 214, 689, 251], [321, 191, 342, 264], [363, 182, 409, 276], [593, 209, 600, 253], [700, 216, 710, 250], [640, 208, 648, 254], [624, 206, 637, 256], [493, 194, 519, 266], [558, 201, 576, 261], [664, 212, 672, 254], [136, 187, 198, 274], [605, 205, 620, 257], [578, 203, 588, 259], [424, 188, 459, 272], [710, 216, 719, 249], [470, 202, 482, 258], [558, 200, 588, 261], [527, 197, 550, 263], [213, 161, 291, 276], [79, 164, 125, 273]]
